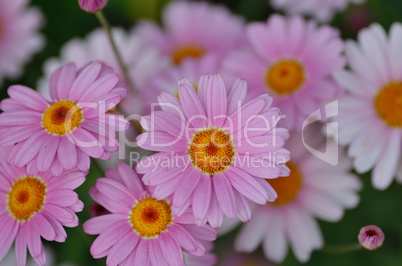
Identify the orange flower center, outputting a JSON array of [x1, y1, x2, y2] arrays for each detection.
[[265, 59, 305, 96], [375, 82, 402, 127], [267, 162, 303, 206], [171, 44, 205, 65], [188, 128, 235, 176], [129, 197, 173, 238], [41, 99, 84, 135], [7, 176, 47, 221]]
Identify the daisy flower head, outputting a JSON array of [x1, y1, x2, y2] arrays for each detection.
[[0, 146, 85, 266], [136, 74, 290, 228], [78, 0, 109, 13], [233, 129, 362, 263], [136, 1, 244, 66], [0, 0, 44, 85], [334, 23, 402, 190], [223, 15, 345, 131], [270, 0, 366, 22], [83, 163, 217, 266], [0, 61, 130, 175]]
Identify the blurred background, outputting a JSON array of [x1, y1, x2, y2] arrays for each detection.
[[1, 0, 402, 265]]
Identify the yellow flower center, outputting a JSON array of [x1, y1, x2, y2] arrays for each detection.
[[375, 81, 402, 127], [265, 59, 305, 96], [171, 44, 205, 65], [129, 197, 173, 238], [7, 176, 47, 221], [41, 99, 84, 135], [187, 128, 235, 176], [267, 162, 302, 206]]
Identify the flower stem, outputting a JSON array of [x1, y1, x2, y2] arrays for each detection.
[[321, 243, 362, 254], [95, 11, 137, 95]]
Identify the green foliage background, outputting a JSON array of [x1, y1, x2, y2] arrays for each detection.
[[1, 0, 401, 265]]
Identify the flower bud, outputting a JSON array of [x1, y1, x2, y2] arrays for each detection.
[[358, 225, 384, 250]]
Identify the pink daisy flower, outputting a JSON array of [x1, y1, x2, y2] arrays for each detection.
[[136, 1, 244, 66], [270, 0, 365, 22], [0, 61, 130, 175], [231, 129, 361, 263], [334, 23, 402, 190], [143, 55, 219, 114], [83, 162, 217, 265], [0, 146, 85, 266], [136, 74, 289, 228], [0, 0, 44, 85], [78, 0, 108, 13], [223, 15, 345, 130], [358, 225, 384, 251]]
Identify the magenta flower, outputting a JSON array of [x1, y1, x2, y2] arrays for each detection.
[[136, 1, 244, 65], [358, 225, 385, 251], [0, 61, 129, 175], [78, 0, 108, 13], [0, 146, 85, 265], [83, 163, 217, 265], [223, 15, 345, 130], [136, 74, 289, 228]]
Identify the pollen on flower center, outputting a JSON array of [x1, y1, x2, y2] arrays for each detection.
[[265, 59, 305, 96], [171, 44, 205, 65], [41, 99, 84, 135], [187, 127, 235, 176], [375, 82, 402, 127], [129, 197, 173, 238], [6, 176, 47, 221], [267, 161, 302, 206]]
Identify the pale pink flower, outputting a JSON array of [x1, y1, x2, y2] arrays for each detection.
[[270, 0, 366, 22], [78, 0, 108, 13], [0, 146, 85, 266], [334, 23, 402, 190], [358, 225, 384, 251], [83, 163, 217, 265], [136, 74, 289, 228], [0, 0, 44, 85], [223, 15, 345, 131], [0, 61, 129, 175], [229, 129, 361, 263], [136, 1, 244, 66]]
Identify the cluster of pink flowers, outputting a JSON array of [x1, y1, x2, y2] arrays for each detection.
[[0, 0, 395, 265]]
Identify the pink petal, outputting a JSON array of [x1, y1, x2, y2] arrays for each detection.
[[117, 163, 144, 198], [0, 111, 42, 126], [26, 223, 41, 258], [15, 224, 28, 266], [76, 149, 90, 171], [227, 79, 247, 115], [57, 137, 77, 170], [0, 125, 42, 146], [48, 172, 86, 190], [90, 220, 131, 258], [168, 223, 198, 253], [46, 190, 79, 207], [41, 211, 67, 242], [43, 205, 77, 226], [83, 214, 127, 235], [136, 132, 188, 152], [206, 186, 224, 228], [31, 213, 56, 241], [56, 63, 77, 100], [8, 85, 49, 112], [149, 239, 166, 266], [213, 173, 237, 219], [180, 224, 217, 242], [95, 178, 135, 207], [159, 233, 184, 266], [107, 232, 138, 266], [37, 135, 59, 172], [134, 240, 149, 265], [234, 189, 252, 222], [69, 62, 102, 100], [14, 131, 49, 167], [177, 78, 208, 129], [0, 216, 19, 261], [172, 169, 201, 216], [72, 128, 104, 158], [205, 74, 227, 128], [191, 175, 211, 226], [226, 167, 269, 204]]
